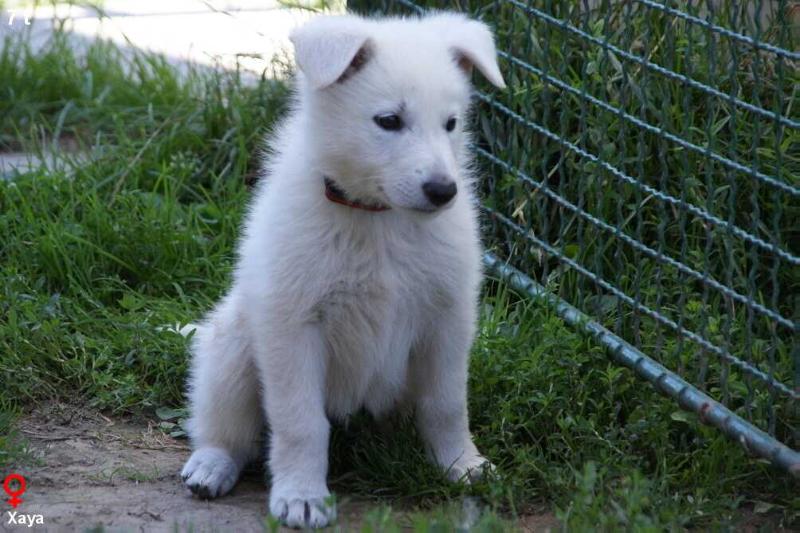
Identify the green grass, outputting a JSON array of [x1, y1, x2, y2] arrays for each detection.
[[1, 23, 798, 531]]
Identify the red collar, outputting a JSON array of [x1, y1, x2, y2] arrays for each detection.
[[324, 177, 390, 212]]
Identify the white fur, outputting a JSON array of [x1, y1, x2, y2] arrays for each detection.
[[181, 12, 504, 529]]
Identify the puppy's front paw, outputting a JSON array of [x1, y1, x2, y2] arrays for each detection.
[[446, 454, 495, 484], [269, 483, 336, 529], [181, 447, 240, 499]]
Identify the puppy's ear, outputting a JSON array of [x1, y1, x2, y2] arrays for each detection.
[[428, 13, 506, 89], [290, 16, 371, 89]]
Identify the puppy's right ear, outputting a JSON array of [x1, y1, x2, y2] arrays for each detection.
[[289, 16, 371, 89]]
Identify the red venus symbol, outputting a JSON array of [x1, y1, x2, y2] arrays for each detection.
[[4, 473, 26, 508]]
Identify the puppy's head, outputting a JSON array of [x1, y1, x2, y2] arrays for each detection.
[[290, 13, 505, 213]]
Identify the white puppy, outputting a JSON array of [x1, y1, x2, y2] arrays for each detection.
[[180, 12, 505, 529]]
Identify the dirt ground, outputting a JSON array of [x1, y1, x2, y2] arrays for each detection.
[[4, 403, 558, 532]]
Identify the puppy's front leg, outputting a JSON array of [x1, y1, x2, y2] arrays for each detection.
[[412, 311, 492, 483], [260, 324, 335, 528]]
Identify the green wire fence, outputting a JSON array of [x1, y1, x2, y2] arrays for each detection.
[[351, 0, 800, 474]]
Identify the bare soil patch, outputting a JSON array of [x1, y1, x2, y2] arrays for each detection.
[[6, 402, 269, 532], [5, 402, 558, 532]]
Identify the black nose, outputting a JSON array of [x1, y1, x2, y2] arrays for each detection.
[[422, 178, 457, 206]]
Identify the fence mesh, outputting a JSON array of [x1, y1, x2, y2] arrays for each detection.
[[352, 0, 800, 467]]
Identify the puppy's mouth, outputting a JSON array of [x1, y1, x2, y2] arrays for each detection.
[[410, 199, 456, 214], [381, 183, 457, 213]]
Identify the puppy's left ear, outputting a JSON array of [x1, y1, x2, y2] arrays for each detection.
[[290, 16, 371, 89], [432, 14, 506, 89]]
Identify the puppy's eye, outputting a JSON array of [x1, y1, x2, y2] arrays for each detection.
[[445, 117, 457, 132], [374, 114, 404, 131]]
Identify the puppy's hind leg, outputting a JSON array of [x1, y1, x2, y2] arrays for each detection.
[[181, 295, 263, 499]]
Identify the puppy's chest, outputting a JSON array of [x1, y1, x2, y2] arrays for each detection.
[[315, 244, 454, 417], [310, 217, 461, 327], [316, 252, 446, 333]]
